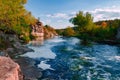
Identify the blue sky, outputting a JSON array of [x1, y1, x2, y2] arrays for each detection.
[[25, 0, 120, 29]]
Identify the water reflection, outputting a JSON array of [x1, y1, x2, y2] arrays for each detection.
[[30, 37, 44, 46]]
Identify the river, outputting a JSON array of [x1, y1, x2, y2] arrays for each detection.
[[22, 36, 120, 80]]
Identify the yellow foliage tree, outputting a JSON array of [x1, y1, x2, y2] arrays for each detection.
[[0, 0, 37, 42]]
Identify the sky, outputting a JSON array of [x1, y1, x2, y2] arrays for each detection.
[[25, 0, 120, 29]]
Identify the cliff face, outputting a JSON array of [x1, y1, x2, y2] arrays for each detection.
[[31, 21, 58, 40], [44, 26, 58, 39], [0, 56, 23, 80], [31, 21, 44, 38]]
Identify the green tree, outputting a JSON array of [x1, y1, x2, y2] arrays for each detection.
[[0, 0, 37, 42], [70, 11, 94, 32], [69, 11, 96, 44], [63, 27, 75, 37]]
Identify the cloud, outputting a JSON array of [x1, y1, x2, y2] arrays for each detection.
[[46, 6, 120, 22], [90, 6, 120, 21], [42, 19, 51, 25], [46, 12, 76, 19], [46, 13, 69, 19], [57, 20, 63, 23], [43, 6, 120, 29]]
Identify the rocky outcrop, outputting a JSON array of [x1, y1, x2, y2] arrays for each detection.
[[31, 21, 58, 40], [31, 21, 44, 46], [31, 21, 44, 38], [0, 56, 23, 80], [44, 26, 58, 39], [0, 31, 36, 79], [0, 31, 33, 57], [116, 27, 120, 40], [0, 21, 58, 80], [15, 57, 42, 80]]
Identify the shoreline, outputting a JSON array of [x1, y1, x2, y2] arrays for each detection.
[[0, 34, 120, 80]]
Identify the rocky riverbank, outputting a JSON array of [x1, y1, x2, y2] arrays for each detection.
[[0, 30, 43, 80], [15, 57, 43, 80], [0, 21, 58, 80], [0, 31, 33, 57]]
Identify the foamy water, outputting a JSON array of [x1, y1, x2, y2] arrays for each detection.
[[22, 37, 66, 59], [22, 37, 120, 80], [38, 60, 54, 70], [22, 36, 66, 70], [22, 45, 56, 59]]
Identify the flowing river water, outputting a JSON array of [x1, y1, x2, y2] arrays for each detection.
[[22, 37, 120, 80]]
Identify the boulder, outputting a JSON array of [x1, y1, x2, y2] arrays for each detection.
[[15, 57, 42, 80], [0, 56, 23, 80]]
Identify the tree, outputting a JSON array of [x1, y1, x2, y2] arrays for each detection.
[[63, 27, 75, 37], [101, 22, 107, 28], [0, 0, 36, 32], [70, 11, 94, 32], [0, 0, 37, 42]]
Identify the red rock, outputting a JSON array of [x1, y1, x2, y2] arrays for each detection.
[[0, 56, 23, 80]]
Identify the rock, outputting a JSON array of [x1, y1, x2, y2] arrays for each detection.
[[4, 46, 34, 58], [31, 21, 58, 40], [0, 56, 23, 80], [15, 57, 42, 80], [31, 21, 44, 37], [44, 26, 58, 39], [14, 46, 34, 55], [6, 48, 15, 54], [42, 78, 55, 80], [0, 30, 33, 57], [0, 51, 8, 56]]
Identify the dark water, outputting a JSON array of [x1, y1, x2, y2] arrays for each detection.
[[23, 37, 120, 80]]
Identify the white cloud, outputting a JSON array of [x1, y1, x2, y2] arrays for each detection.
[[57, 20, 63, 23], [70, 11, 77, 15], [90, 6, 120, 21], [46, 14, 52, 17], [46, 12, 77, 19], [46, 6, 120, 23], [46, 13, 69, 19], [43, 6, 120, 29], [42, 19, 51, 25]]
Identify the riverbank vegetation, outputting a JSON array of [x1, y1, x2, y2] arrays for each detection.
[[0, 0, 37, 43], [0, 0, 37, 50], [57, 11, 120, 44], [0, 0, 120, 47], [0, 0, 58, 50]]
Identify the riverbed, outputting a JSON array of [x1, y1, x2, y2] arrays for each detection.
[[22, 36, 120, 80]]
